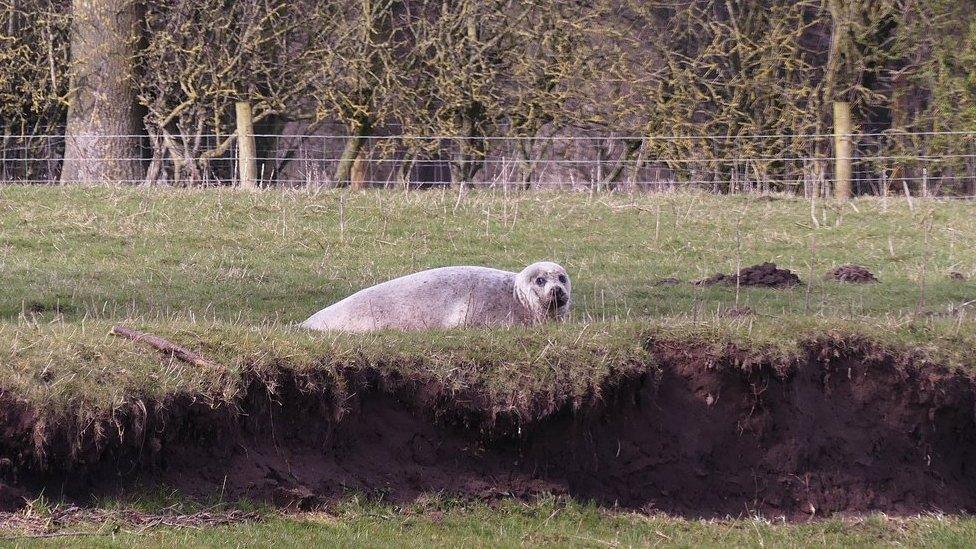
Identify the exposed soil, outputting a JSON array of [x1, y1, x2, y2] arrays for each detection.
[[826, 265, 879, 284], [0, 484, 27, 513], [527, 341, 976, 517], [2, 337, 976, 519], [696, 263, 802, 288]]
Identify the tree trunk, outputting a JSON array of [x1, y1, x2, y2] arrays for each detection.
[[516, 140, 534, 190], [349, 149, 368, 190], [334, 117, 371, 188], [601, 139, 643, 191], [966, 158, 976, 197], [61, 0, 143, 184], [451, 102, 486, 188], [451, 138, 485, 188]]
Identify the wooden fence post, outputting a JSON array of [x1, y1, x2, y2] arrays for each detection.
[[235, 101, 258, 190], [833, 101, 852, 201]]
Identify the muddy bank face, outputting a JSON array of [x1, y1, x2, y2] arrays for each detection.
[[3, 340, 976, 519], [523, 355, 976, 516]]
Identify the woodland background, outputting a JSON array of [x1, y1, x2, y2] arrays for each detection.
[[1, 0, 975, 194]]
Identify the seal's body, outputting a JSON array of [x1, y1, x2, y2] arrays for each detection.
[[301, 262, 571, 333]]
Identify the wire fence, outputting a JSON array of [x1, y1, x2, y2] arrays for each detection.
[[3, 132, 976, 196]]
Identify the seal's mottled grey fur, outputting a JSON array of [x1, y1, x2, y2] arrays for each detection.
[[301, 261, 571, 332]]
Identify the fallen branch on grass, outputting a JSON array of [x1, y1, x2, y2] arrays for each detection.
[[110, 325, 223, 370]]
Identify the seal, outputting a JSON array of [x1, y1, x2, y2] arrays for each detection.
[[301, 261, 571, 332]]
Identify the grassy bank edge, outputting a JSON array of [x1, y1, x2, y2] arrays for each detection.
[[2, 317, 975, 468]]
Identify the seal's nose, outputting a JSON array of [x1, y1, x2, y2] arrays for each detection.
[[553, 287, 568, 307]]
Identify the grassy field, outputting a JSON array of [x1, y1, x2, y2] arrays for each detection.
[[3, 186, 975, 324], [4, 186, 976, 430], [4, 498, 976, 548], [3, 186, 976, 545]]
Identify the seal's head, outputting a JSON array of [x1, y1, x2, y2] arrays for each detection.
[[515, 261, 572, 322]]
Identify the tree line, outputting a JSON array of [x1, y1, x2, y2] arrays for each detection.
[[1, 0, 974, 194]]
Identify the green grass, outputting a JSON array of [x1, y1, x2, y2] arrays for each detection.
[[0, 320, 656, 441], [4, 186, 976, 416], [5, 498, 976, 548], [2, 186, 974, 323], [4, 186, 976, 544], [6, 317, 976, 436]]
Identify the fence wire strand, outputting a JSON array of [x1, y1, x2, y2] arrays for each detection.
[[2, 132, 976, 196]]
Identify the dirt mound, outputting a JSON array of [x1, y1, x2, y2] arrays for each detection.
[[2, 337, 976, 519], [723, 306, 756, 318], [696, 262, 801, 288], [826, 265, 879, 283]]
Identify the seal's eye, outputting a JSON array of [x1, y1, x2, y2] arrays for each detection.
[[535, 277, 546, 287], [558, 275, 567, 284]]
